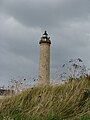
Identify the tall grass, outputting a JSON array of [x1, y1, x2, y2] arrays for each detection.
[[0, 76, 90, 120]]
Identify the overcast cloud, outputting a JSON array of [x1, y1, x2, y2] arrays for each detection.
[[0, 0, 90, 86]]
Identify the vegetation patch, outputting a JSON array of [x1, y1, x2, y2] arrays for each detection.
[[0, 76, 90, 120]]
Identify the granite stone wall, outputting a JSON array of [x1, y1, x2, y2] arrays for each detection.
[[39, 43, 50, 85]]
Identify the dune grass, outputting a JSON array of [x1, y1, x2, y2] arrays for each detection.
[[0, 76, 90, 120]]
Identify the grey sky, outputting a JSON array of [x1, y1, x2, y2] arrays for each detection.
[[0, 0, 90, 86]]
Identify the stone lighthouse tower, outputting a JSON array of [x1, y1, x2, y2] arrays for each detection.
[[38, 31, 51, 85]]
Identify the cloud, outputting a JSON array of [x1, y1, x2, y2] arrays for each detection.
[[1, 0, 90, 28], [0, 0, 90, 86], [0, 14, 41, 86]]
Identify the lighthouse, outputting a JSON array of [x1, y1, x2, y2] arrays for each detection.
[[38, 31, 51, 85]]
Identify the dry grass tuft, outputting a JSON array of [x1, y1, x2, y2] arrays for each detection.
[[0, 77, 90, 119]]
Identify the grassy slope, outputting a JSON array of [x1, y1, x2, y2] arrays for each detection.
[[0, 77, 90, 120]]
